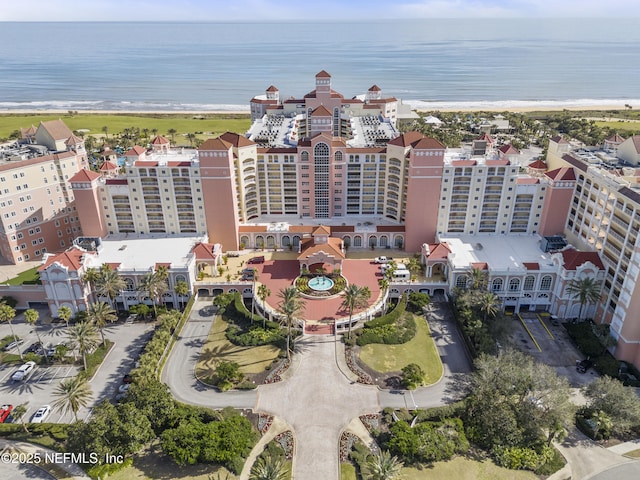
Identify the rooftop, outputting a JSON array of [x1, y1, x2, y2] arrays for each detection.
[[124, 148, 199, 168], [84, 234, 204, 271], [242, 215, 403, 233], [438, 234, 554, 272]]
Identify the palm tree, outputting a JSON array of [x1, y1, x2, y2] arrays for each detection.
[[341, 284, 372, 339], [249, 453, 288, 480], [167, 128, 177, 143], [96, 266, 126, 313], [52, 376, 93, 422], [24, 308, 48, 361], [257, 284, 271, 328], [468, 267, 488, 290], [566, 277, 601, 320], [407, 256, 423, 281], [139, 272, 168, 317], [0, 303, 22, 360], [155, 265, 169, 281], [87, 301, 117, 346], [57, 305, 73, 329], [174, 280, 189, 311], [186, 133, 196, 146], [101, 125, 109, 140], [592, 410, 612, 440], [478, 292, 500, 323], [11, 404, 29, 432], [363, 450, 404, 480], [378, 278, 390, 310], [82, 267, 100, 303], [277, 287, 306, 360], [67, 322, 99, 371]]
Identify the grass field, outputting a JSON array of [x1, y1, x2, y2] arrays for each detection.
[[359, 313, 443, 385], [0, 113, 251, 142], [195, 315, 280, 384], [4, 266, 41, 285], [593, 120, 640, 133], [399, 457, 538, 480]]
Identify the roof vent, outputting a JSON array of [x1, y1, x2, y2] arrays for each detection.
[[118, 245, 127, 251]]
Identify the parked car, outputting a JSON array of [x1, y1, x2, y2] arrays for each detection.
[[118, 383, 131, 394], [248, 256, 265, 264], [31, 405, 51, 423], [11, 361, 36, 381], [3, 339, 24, 352], [0, 404, 13, 423], [46, 342, 66, 357], [374, 256, 393, 264], [242, 268, 256, 280], [23, 342, 44, 355], [576, 358, 594, 374], [125, 314, 138, 324], [226, 251, 240, 257]]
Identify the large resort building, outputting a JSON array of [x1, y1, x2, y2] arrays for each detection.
[[4, 71, 640, 368]]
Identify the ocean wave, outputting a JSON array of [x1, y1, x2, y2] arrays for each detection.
[[1, 98, 639, 113]]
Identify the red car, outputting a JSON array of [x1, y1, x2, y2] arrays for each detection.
[[248, 256, 265, 264], [0, 404, 13, 423]]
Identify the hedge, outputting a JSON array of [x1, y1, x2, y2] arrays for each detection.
[[356, 313, 416, 346], [226, 324, 284, 347], [362, 296, 406, 329], [232, 293, 264, 324], [414, 401, 467, 422]]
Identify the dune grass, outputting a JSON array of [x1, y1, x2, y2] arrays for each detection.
[[195, 315, 280, 385], [359, 313, 443, 385], [0, 113, 251, 142]]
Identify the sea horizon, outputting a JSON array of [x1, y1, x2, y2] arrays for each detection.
[[1, 19, 639, 112]]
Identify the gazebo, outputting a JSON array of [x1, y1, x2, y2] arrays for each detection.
[[297, 226, 345, 273]]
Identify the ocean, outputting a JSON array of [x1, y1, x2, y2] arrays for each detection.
[[1, 19, 640, 112]]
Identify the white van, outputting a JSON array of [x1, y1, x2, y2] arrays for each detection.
[[381, 263, 406, 274], [392, 269, 411, 281]]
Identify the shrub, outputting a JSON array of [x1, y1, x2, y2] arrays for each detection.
[[364, 297, 406, 329], [492, 445, 554, 471], [595, 354, 620, 378], [414, 401, 466, 422], [356, 311, 416, 346], [401, 363, 425, 390], [407, 292, 430, 313]]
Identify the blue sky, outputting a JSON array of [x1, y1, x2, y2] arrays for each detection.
[[3, 0, 639, 21]]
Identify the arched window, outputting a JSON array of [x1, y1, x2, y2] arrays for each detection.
[[335, 151, 343, 162], [509, 278, 520, 292], [394, 235, 404, 248], [301, 151, 309, 162], [524, 275, 535, 291], [379, 235, 388, 247], [175, 274, 186, 284], [353, 235, 362, 247], [456, 275, 469, 289], [369, 236, 377, 247], [282, 235, 290, 247], [240, 235, 249, 248], [266, 235, 275, 248], [255, 235, 264, 247], [492, 278, 503, 292], [342, 235, 351, 247], [124, 278, 135, 291], [540, 275, 553, 291]]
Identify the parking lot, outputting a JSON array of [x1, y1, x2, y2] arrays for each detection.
[[0, 309, 155, 424]]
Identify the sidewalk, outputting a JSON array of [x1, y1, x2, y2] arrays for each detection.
[[607, 438, 640, 455], [239, 416, 290, 480]]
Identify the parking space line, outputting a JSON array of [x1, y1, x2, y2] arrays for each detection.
[[518, 313, 542, 352], [536, 314, 555, 340]]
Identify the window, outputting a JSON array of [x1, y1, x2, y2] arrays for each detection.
[[456, 275, 469, 289], [524, 275, 535, 291], [540, 275, 552, 291], [492, 278, 503, 292], [509, 278, 520, 292]]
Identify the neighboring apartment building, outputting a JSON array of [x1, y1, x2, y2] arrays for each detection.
[[0, 120, 87, 264], [545, 134, 640, 366]]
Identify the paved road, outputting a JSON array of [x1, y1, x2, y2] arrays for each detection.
[[161, 298, 257, 408], [256, 334, 379, 480], [586, 461, 640, 480]]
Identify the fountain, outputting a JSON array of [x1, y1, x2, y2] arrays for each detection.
[[307, 276, 335, 292]]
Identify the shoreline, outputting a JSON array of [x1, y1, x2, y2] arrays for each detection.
[[0, 104, 634, 116]]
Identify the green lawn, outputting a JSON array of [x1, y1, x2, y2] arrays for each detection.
[[399, 457, 538, 480], [4, 266, 41, 285], [0, 113, 251, 143], [594, 120, 640, 132], [341, 462, 357, 479], [196, 316, 280, 384], [359, 314, 443, 385]]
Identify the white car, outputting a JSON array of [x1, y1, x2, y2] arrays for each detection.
[[118, 383, 130, 394], [374, 256, 393, 264], [11, 361, 36, 381], [31, 405, 51, 423], [3, 339, 24, 352]]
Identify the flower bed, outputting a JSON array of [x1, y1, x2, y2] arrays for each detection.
[[264, 358, 291, 384], [339, 431, 359, 462], [345, 347, 374, 384], [359, 413, 380, 433], [275, 430, 294, 459], [258, 413, 274, 435]]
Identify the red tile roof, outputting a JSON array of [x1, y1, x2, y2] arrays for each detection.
[[523, 262, 540, 270], [105, 178, 128, 185], [39, 247, 86, 271], [387, 131, 424, 147], [65, 134, 83, 145], [476, 133, 494, 143], [266, 85, 278, 92], [315, 70, 331, 78], [413, 137, 445, 150], [545, 167, 576, 182], [516, 177, 540, 184], [125, 145, 146, 156], [528, 159, 547, 169], [498, 144, 520, 155], [471, 262, 489, 270], [151, 135, 170, 145], [199, 138, 232, 151], [376, 225, 405, 232], [99, 160, 118, 171], [550, 135, 570, 144], [485, 159, 510, 166], [311, 105, 332, 116], [298, 237, 345, 260], [605, 133, 625, 144], [69, 169, 101, 183], [288, 225, 315, 233], [629, 135, 640, 154], [238, 225, 267, 232], [220, 132, 255, 147], [560, 249, 604, 270], [312, 225, 331, 235], [40, 119, 73, 141], [425, 242, 451, 260], [368, 84, 381, 91]]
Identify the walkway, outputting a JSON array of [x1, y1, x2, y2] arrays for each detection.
[[0, 439, 90, 480], [255, 334, 380, 480]]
